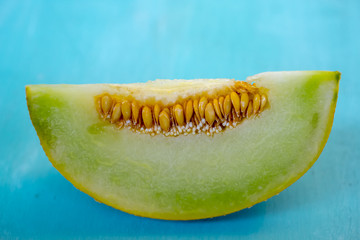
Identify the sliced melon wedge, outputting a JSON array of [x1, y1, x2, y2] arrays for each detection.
[[26, 71, 340, 220]]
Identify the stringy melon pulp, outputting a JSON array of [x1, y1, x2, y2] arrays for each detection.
[[26, 71, 340, 220]]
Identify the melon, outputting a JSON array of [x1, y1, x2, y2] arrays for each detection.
[[26, 71, 340, 220]]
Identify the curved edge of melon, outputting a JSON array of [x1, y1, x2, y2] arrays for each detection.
[[25, 72, 340, 221]]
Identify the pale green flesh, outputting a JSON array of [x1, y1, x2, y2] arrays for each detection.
[[26, 71, 340, 220]]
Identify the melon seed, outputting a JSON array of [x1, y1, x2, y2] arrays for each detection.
[[159, 110, 170, 132], [253, 94, 260, 114], [101, 94, 112, 118], [153, 104, 161, 125], [224, 95, 232, 119], [193, 99, 200, 121], [213, 98, 223, 120], [199, 97, 208, 120], [142, 106, 153, 128], [132, 101, 141, 124], [174, 104, 185, 126], [185, 100, 194, 124], [121, 101, 131, 121], [230, 91, 241, 116], [111, 103, 122, 123], [205, 102, 215, 126], [260, 94, 267, 112], [219, 96, 225, 115], [240, 92, 249, 116]]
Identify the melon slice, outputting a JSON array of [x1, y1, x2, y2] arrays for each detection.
[[26, 71, 340, 220]]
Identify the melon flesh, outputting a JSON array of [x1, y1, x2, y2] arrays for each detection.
[[26, 71, 340, 220]]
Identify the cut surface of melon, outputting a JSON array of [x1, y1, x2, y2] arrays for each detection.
[[26, 71, 340, 220]]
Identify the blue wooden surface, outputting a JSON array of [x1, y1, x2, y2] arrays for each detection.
[[0, 0, 359, 239]]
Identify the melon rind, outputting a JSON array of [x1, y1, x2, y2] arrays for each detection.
[[26, 71, 340, 220]]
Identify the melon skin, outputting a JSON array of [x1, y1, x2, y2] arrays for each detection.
[[26, 71, 340, 220]]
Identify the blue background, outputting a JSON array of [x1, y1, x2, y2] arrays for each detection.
[[1, 0, 359, 239]]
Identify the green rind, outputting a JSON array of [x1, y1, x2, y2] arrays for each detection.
[[26, 71, 340, 220]]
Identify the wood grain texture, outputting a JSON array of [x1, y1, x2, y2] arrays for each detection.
[[0, 0, 359, 239]]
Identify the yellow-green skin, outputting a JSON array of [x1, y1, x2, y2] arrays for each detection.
[[26, 71, 340, 220]]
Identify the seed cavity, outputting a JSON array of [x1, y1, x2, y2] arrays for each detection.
[[95, 80, 268, 136]]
